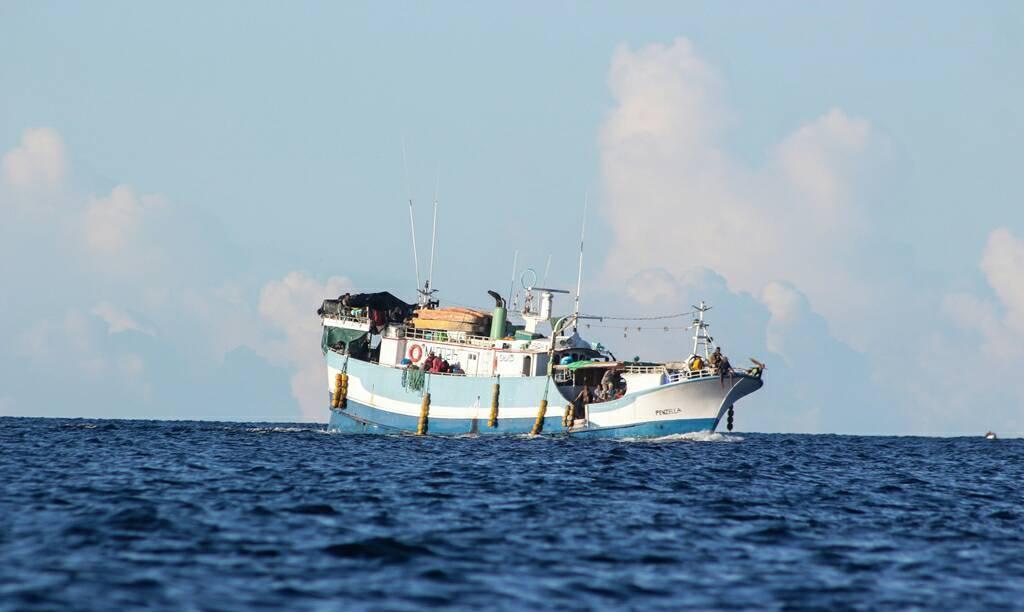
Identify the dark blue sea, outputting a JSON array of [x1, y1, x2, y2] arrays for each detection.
[[1, 418, 1022, 611]]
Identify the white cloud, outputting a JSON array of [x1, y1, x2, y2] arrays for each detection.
[[19, 311, 109, 377], [944, 228, 1024, 358], [0, 127, 298, 420], [82, 185, 164, 255], [2, 127, 66, 191], [624, 269, 679, 305], [980, 228, 1024, 336], [761, 281, 804, 358], [599, 38, 884, 346], [774, 108, 871, 229], [257, 272, 353, 421], [91, 301, 155, 336]]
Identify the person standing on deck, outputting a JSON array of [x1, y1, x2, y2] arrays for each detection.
[[573, 386, 591, 419], [719, 353, 732, 387]]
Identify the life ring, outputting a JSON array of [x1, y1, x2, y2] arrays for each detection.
[[408, 343, 424, 362]]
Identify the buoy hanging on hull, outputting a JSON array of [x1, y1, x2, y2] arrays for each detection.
[[726, 405, 734, 432], [531, 399, 548, 435], [332, 373, 349, 409], [488, 380, 500, 428], [417, 392, 431, 435]]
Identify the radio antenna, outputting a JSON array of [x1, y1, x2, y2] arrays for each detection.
[[508, 250, 519, 306], [402, 138, 422, 300], [542, 254, 552, 286], [427, 164, 439, 295], [573, 192, 588, 331]]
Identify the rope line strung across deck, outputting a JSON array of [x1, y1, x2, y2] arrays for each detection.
[[579, 311, 696, 321], [583, 323, 694, 332]]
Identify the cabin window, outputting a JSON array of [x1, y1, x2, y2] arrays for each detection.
[[522, 356, 532, 376]]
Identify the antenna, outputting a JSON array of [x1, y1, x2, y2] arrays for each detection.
[[573, 192, 588, 331], [508, 250, 519, 306], [402, 138, 421, 295], [427, 165, 439, 294], [542, 254, 552, 286]]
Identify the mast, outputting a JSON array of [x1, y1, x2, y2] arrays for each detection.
[[691, 301, 714, 359]]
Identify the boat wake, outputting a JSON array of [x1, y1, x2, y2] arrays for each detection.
[[245, 426, 326, 434], [621, 431, 744, 443]]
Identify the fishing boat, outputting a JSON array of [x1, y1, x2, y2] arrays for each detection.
[[320, 286, 764, 438], [320, 190, 762, 438]]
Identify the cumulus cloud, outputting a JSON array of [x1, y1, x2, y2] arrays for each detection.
[[80, 182, 172, 258], [0, 126, 307, 422], [257, 272, 353, 421], [91, 301, 155, 336], [761, 281, 805, 358], [944, 227, 1024, 358], [591, 38, 914, 433], [2, 127, 66, 191], [980, 228, 1024, 335], [600, 38, 887, 345], [18, 310, 144, 380], [82, 185, 149, 254]]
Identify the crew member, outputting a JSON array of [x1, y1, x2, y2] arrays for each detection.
[[573, 386, 591, 419], [719, 353, 732, 387], [709, 347, 722, 368]]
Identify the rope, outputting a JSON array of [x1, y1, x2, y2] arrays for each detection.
[[582, 323, 693, 332], [579, 311, 695, 321]]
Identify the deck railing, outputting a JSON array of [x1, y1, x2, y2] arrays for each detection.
[[321, 311, 371, 326], [391, 326, 499, 348], [621, 363, 732, 383]]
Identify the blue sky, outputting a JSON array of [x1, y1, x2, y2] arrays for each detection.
[[1, 2, 1022, 434]]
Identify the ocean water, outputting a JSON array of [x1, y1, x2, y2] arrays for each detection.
[[1, 418, 1022, 611]]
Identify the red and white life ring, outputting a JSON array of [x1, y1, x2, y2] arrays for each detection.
[[408, 343, 424, 362]]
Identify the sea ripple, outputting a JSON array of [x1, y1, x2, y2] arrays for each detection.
[[1, 418, 1022, 610]]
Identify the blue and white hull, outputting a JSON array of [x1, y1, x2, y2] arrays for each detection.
[[324, 350, 763, 439]]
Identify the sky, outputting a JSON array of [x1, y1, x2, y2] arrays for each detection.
[[1, 2, 1022, 434]]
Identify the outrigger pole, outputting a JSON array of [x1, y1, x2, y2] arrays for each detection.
[[426, 165, 439, 296], [573, 192, 588, 332], [508, 250, 519, 307], [402, 138, 422, 298]]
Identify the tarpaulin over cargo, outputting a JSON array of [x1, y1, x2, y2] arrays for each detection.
[[563, 360, 621, 371], [318, 292, 415, 320], [321, 327, 368, 352], [345, 292, 413, 312]]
